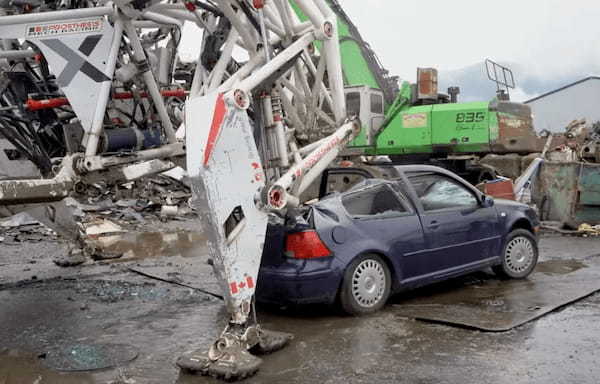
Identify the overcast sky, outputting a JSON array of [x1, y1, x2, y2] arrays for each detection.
[[340, 0, 600, 82], [180, 1, 600, 97]]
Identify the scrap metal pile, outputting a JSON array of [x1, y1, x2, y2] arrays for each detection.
[[544, 118, 600, 163], [0, 0, 359, 380]]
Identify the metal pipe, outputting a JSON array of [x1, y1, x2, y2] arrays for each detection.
[[302, 49, 334, 109], [263, 3, 285, 36], [276, 83, 306, 132], [25, 89, 186, 111], [298, 137, 326, 156], [207, 28, 238, 90], [0, 156, 77, 205], [322, 23, 346, 123], [293, 0, 327, 38], [292, 21, 312, 34], [272, 0, 295, 38], [218, 53, 265, 91], [83, 143, 185, 171], [266, 119, 359, 210], [132, 20, 161, 28], [289, 141, 303, 164], [123, 20, 177, 144], [155, 9, 199, 23], [84, 17, 123, 157], [214, 0, 257, 51], [314, 0, 335, 18], [0, 49, 36, 59], [274, 121, 289, 167], [237, 32, 314, 93], [0, 177, 73, 205], [141, 11, 183, 27], [279, 77, 335, 126]]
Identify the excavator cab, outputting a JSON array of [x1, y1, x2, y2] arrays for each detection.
[[344, 85, 385, 146]]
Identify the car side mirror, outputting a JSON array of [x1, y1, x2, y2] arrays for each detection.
[[481, 195, 494, 208]]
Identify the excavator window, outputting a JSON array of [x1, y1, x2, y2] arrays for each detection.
[[370, 93, 384, 114], [346, 92, 361, 117]]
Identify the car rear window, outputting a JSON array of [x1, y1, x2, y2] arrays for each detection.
[[341, 184, 408, 218]]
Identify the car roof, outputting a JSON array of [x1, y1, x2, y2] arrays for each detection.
[[376, 164, 463, 179]]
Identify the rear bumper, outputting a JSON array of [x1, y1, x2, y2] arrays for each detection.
[[256, 268, 341, 306]]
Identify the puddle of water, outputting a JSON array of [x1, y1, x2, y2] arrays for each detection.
[[535, 259, 588, 275], [90, 231, 207, 262], [0, 349, 95, 384]]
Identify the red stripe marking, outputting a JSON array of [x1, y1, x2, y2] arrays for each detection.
[[203, 93, 227, 166], [246, 276, 254, 289], [230, 282, 238, 294]]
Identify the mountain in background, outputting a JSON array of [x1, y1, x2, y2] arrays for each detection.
[[437, 62, 597, 103]]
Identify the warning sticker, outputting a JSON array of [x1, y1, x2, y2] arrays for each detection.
[[402, 113, 428, 128], [26, 18, 103, 38]]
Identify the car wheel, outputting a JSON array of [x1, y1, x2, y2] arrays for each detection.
[[340, 254, 391, 315], [493, 229, 538, 279]]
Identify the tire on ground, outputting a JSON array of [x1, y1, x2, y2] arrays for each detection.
[[493, 228, 538, 279], [339, 253, 391, 315]]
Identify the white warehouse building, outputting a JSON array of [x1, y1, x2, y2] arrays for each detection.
[[525, 76, 600, 133]]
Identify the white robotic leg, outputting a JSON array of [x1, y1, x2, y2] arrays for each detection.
[[177, 90, 291, 379]]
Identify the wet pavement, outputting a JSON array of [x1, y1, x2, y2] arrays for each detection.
[[1, 230, 600, 383], [392, 257, 600, 331]]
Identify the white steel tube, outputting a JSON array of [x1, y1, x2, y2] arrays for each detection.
[[272, 0, 295, 38], [302, 49, 334, 108], [156, 9, 200, 24], [236, 32, 314, 93], [298, 137, 326, 156], [263, 4, 285, 37], [123, 20, 177, 144], [279, 77, 335, 126], [267, 119, 359, 210], [214, 0, 256, 51], [323, 25, 346, 123], [275, 121, 289, 167], [85, 143, 185, 171], [218, 52, 265, 91], [289, 141, 303, 164], [84, 17, 123, 157], [276, 84, 306, 132], [141, 11, 183, 27], [293, 0, 327, 37], [208, 28, 238, 90], [314, 0, 335, 18], [292, 21, 312, 35], [132, 20, 161, 28], [0, 49, 35, 59]]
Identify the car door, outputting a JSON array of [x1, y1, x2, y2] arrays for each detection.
[[404, 171, 501, 278], [340, 182, 427, 279]]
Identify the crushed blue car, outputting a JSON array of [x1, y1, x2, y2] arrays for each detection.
[[257, 165, 540, 315]]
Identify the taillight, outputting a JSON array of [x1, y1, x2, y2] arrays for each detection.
[[285, 230, 331, 259]]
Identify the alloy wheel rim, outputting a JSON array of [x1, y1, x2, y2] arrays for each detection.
[[505, 236, 534, 274], [351, 259, 386, 307]]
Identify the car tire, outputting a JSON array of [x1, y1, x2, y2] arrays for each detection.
[[493, 229, 538, 279], [339, 254, 391, 315]]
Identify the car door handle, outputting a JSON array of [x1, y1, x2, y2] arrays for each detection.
[[428, 220, 440, 229]]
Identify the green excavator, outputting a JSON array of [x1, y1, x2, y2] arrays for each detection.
[[294, 0, 542, 183]]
